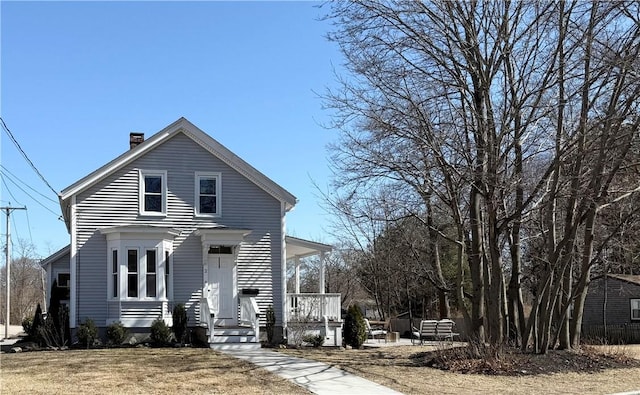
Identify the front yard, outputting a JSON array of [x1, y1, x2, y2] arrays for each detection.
[[1, 348, 309, 394], [3, 344, 640, 394], [277, 344, 640, 395]]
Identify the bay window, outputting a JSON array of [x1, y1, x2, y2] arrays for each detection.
[[102, 226, 178, 302]]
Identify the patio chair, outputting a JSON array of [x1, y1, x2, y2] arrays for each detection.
[[435, 319, 459, 342], [364, 318, 387, 342], [411, 320, 438, 345]]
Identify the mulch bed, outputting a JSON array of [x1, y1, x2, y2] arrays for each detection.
[[410, 345, 640, 376]]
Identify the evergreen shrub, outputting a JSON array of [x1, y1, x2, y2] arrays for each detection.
[[344, 305, 367, 349]]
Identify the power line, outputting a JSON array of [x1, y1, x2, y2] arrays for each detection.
[[0, 165, 58, 204], [0, 176, 22, 204], [0, 117, 58, 197], [0, 170, 62, 220]]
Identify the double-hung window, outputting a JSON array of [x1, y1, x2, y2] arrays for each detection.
[[56, 272, 71, 300], [111, 250, 118, 299], [632, 299, 640, 321], [139, 170, 167, 215], [195, 172, 221, 216], [127, 249, 138, 298], [146, 249, 157, 298]]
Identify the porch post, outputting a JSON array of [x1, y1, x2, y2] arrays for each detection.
[[294, 256, 301, 294], [319, 252, 326, 294]]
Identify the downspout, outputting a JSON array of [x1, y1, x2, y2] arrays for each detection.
[[69, 195, 77, 328], [281, 201, 288, 342]]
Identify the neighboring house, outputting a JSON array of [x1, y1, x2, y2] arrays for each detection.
[[582, 274, 640, 344], [41, 117, 339, 348]]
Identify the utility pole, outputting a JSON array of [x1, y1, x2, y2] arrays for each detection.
[[2, 205, 26, 340]]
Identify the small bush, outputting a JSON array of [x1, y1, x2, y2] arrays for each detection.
[[303, 334, 325, 348], [172, 304, 188, 344], [77, 318, 98, 348], [106, 322, 128, 346], [22, 316, 33, 335], [344, 305, 366, 349], [30, 304, 45, 344], [266, 305, 276, 344], [150, 319, 172, 345]]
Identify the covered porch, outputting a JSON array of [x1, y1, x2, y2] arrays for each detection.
[[285, 236, 341, 345]]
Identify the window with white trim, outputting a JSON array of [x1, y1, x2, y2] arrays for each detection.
[[146, 249, 157, 298], [57, 272, 70, 300], [127, 249, 138, 298], [102, 228, 175, 303], [139, 170, 167, 215], [632, 299, 640, 320], [195, 172, 221, 216], [111, 249, 118, 299]]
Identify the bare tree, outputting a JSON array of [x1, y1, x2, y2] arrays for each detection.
[[0, 239, 45, 325], [324, 0, 640, 352]]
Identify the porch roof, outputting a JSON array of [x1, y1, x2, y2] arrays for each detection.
[[286, 236, 332, 259]]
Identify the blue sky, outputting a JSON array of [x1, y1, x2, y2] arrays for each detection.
[[1, 1, 342, 259]]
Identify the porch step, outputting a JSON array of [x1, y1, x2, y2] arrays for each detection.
[[209, 326, 260, 350], [209, 342, 262, 351]]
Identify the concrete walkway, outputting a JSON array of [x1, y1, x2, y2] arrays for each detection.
[[221, 348, 403, 395]]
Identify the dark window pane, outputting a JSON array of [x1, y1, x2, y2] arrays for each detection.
[[145, 176, 162, 193], [145, 195, 162, 212], [128, 250, 137, 272], [112, 250, 118, 273], [128, 274, 138, 297], [58, 273, 70, 288], [112, 274, 118, 298], [200, 178, 215, 195], [200, 196, 216, 213], [146, 250, 156, 273], [147, 274, 156, 297]]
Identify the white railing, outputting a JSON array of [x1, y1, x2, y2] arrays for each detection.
[[200, 297, 215, 342], [239, 295, 260, 341], [287, 293, 341, 322]]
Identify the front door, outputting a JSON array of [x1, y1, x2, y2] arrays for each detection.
[[206, 255, 237, 326]]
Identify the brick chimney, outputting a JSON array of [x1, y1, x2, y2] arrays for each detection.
[[129, 132, 144, 149]]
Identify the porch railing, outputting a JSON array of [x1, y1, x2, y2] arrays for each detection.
[[200, 297, 215, 342], [239, 295, 260, 341], [287, 293, 341, 322]]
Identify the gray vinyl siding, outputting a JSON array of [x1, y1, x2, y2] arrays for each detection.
[[74, 132, 284, 326], [583, 277, 640, 326], [45, 251, 70, 306], [50, 251, 70, 274]]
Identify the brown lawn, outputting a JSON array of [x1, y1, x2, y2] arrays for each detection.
[[3, 344, 640, 395], [0, 347, 309, 394], [278, 344, 640, 395]]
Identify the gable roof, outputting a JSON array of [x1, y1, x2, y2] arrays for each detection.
[[607, 274, 640, 287], [59, 118, 297, 227], [40, 244, 70, 268]]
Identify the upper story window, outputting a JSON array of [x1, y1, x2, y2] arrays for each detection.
[[195, 172, 221, 217], [139, 170, 167, 215], [632, 299, 640, 320]]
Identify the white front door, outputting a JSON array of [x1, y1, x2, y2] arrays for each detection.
[[207, 255, 237, 326]]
